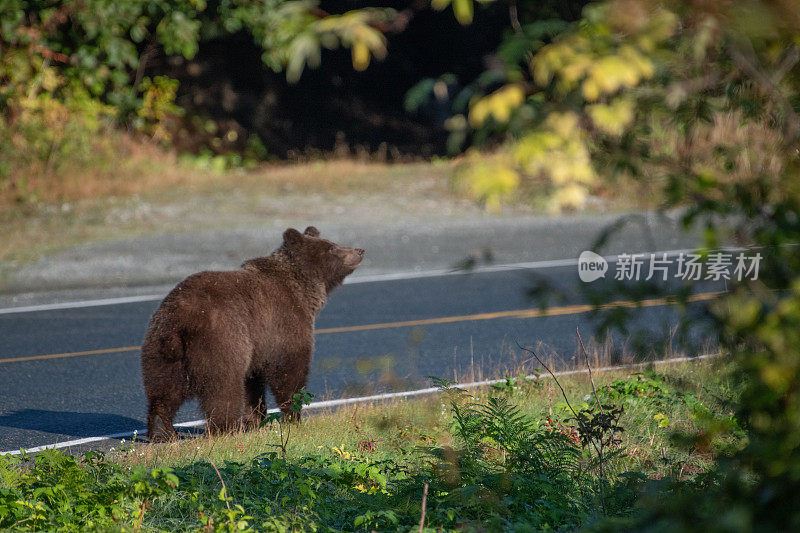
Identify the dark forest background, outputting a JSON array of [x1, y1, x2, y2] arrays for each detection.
[[147, 0, 587, 157]]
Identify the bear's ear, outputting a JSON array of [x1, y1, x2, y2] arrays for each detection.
[[283, 228, 303, 246], [303, 226, 320, 237]]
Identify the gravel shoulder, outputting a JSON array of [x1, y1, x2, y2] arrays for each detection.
[[0, 211, 701, 308]]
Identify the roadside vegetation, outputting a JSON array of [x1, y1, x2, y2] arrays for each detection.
[[0, 358, 740, 531]]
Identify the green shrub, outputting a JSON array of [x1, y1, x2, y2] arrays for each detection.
[[0, 0, 397, 187]]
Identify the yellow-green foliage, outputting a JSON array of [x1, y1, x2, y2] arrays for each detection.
[[468, 84, 526, 127], [137, 76, 183, 142], [515, 112, 595, 210], [430, 0, 496, 25], [455, 0, 679, 212], [532, 9, 666, 101], [275, 6, 392, 82], [455, 158, 520, 212], [587, 97, 636, 136], [0, 46, 116, 186], [318, 11, 388, 72]]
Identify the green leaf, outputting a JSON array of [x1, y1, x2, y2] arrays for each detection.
[[452, 0, 474, 25]]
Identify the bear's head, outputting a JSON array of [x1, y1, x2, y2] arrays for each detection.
[[282, 226, 364, 291]]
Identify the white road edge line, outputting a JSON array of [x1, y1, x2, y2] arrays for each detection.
[[0, 247, 738, 315], [0, 294, 167, 315], [1, 353, 716, 455]]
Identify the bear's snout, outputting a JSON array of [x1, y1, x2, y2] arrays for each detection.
[[343, 247, 364, 268]]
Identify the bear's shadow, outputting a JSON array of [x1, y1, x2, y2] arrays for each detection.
[[0, 409, 144, 438]]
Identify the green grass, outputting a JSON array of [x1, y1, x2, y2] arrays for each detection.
[[0, 357, 742, 531], [119, 358, 734, 473]]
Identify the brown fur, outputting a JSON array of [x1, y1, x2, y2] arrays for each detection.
[[141, 226, 363, 442]]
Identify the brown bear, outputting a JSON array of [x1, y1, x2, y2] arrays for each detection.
[[141, 226, 364, 442]]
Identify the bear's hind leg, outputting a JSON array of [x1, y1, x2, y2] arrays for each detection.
[[143, 358, 186, 443], [147, 393, 181, 442]]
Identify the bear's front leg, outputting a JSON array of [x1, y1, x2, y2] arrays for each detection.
[[268, 351, 311, 423], [244, 374, 267, 429]]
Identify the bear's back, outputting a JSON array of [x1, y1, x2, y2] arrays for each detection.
[[150, 265, 314, 363]]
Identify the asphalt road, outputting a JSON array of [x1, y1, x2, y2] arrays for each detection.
[[0, 261, 724, 453]]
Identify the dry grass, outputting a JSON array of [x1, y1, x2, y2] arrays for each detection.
[[2, 130, 455, 209], [3, 136, 200, 207], [2, 137, 456, 208], [0, 135, 461, 264]]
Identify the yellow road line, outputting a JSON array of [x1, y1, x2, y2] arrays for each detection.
[[315, 290, 723, 334], [0, 346, 141, 364], [0, 291, 724, 364]]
